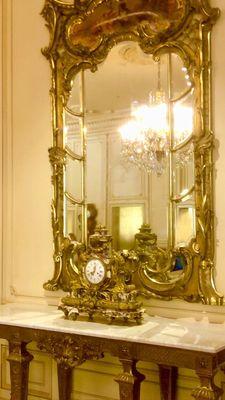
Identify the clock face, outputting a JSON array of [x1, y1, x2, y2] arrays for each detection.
[[84, 259, 106, 285]]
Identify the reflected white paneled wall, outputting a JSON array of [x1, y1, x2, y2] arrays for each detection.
[[108, 132, 145, 201], [150, 172, 168, 247], [66, 113, 150, 249], [66, 111, 170, 249], [66, 134, 107, 230], [87, 138, 107, 225]]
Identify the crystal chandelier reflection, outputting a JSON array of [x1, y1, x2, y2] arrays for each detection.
[[119, 65, 193, 176], [119, 90, 169, 176]]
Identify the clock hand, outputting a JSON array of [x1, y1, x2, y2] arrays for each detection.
[[91, 266, 96, 275]]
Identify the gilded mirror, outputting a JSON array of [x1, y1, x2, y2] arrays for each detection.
[[42, 0, 223, 306]]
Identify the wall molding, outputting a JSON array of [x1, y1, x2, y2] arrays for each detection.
[[0, 0, 2, 305], [2, 0, 14, 304]]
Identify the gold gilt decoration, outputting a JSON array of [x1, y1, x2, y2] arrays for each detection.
[[59, 226, 144, 323], [42, 0, 223, 312], [37, 334, 104, 368], [114, 359, 145, 400], [3, 323, 225, 400], [134, 224, 195, 301]]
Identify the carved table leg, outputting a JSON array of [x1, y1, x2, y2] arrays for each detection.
[[158, 365, 178, 400], [115, 359, 145, 400], [57, 363, 73, 400], [192, 360, 223, 400], [7, 341, 33, 400]]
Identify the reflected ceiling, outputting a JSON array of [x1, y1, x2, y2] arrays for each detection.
[[68, 42, 189, 113]]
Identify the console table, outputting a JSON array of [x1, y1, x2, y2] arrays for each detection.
[[0, 304, 225, 400]]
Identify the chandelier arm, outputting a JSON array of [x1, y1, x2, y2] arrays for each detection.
[[65, 192, 84, 206], [171, 186, 195, 203], [65, 146, 84, 161], [171, 87, 193, 103], [64, 106, 83, 118], [172, 135, 193, 152]]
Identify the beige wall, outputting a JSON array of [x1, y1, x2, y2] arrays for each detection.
[[0, 0, 3, 303], [1, 1, 225, 399], [2, 0, 53, 302]]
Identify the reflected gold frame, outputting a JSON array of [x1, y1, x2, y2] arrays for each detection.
[[42, 0, 223, 305]]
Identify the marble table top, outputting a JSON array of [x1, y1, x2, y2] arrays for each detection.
[[0, 303, 224, 353]]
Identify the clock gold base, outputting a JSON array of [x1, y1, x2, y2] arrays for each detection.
[[59, 300, 144, 324]]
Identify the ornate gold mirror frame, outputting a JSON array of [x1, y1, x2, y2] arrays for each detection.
[[42, 0, 223, 308]]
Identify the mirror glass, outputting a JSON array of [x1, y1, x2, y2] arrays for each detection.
[[64, 42, 195, 256]]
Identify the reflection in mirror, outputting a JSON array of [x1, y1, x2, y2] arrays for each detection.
[[112, 205, 144, 251], [175, 204, 195, 246], [65, 157, 82, 201], [64, 42, 195, 259], [173, 254, 187, 275], [66, 73, 82, 115], [64, 113, 83, 155], [65, 200, 82, 242], [173, 92, 194, 147]]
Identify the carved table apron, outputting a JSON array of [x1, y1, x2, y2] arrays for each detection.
[[0, 304, 224, 400]]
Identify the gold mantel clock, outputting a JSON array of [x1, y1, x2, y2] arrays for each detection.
[[59, 226, 144, 323], [42, 0, 223, 324]]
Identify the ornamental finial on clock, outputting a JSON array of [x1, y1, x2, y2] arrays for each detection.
[[89, 225, 112, 256]]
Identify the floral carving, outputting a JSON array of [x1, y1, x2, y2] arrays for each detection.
[[37, 335, 103, 368]]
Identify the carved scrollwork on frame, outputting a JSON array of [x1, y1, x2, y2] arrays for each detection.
[[42, 0, 223, 307], [36, 334, 104, 368]]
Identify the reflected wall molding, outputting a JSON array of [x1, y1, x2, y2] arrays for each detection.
[[67, 109, 130, 138], [2, 0, 14, 303]]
